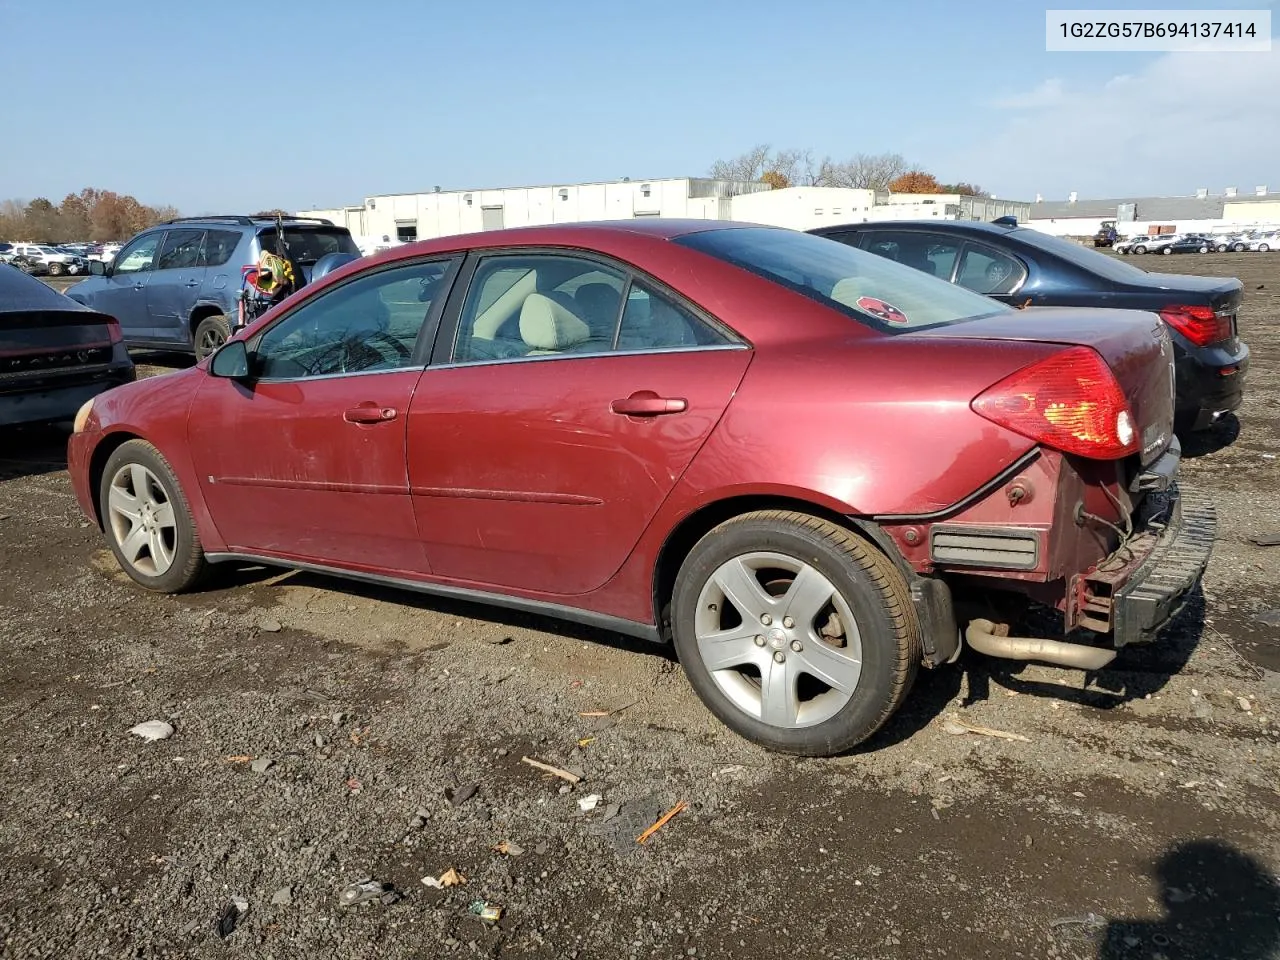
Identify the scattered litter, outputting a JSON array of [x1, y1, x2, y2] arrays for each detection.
[[346, 777, 363, 793], [487, 635, 514, 645], [1238, 697, 1253, 713], [931, 807, 940, 821], [577, 793, 601, 813], [129, 720, 174, 742], [521, 756, 582, 784], [259, 619, 283, 632], [577, 738, 596, 748], [339, 878, 398, 906], [270, 886, 293, 906], [250, 757, 274, 774], [446, 783, 479, 807], [602, 803, 621, 823], [1263, 455, 1277, 461], [578, 711, 610, 718], [637, 800, 688, 845], [214, 897, 249, 938], [713, 764, 745, 779], [224, 755, 253, 764], [314, 734, 326, 748], [941, 714, 1030, 743], [1051, 913, 1104, 929], [421, 867, 466, 890], [469, 899, 503, 922], [493, 840, 523, 857]]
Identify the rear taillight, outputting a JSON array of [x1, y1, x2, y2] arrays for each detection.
[[971, 346, 1139, 460], [1159, 304, 1230, 346], [106, 318, 123, 344]]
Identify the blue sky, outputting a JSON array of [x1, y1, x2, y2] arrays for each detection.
[[0, 0, 1275, 213]]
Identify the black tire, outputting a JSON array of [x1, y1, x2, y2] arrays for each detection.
[[1161, 247, 1173, 255], [193, 314, 231, 360], [47, 261, 65, 276], [1134, 245, 1147, 255], [1260, 244, 1271, 253], [1199, 246, 1208, 254], [99, 439, 206, 593], [671, 510, 920, 756], [1233, 243, 1246, 252]]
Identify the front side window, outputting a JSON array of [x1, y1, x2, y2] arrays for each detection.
[[955, 244, 1027, 295], [254, 259, 454, 379], [156, 229, 204, 270], [113, 234, 161, 275], [679, 227, 1007, 333]]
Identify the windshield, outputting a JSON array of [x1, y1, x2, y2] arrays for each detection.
[[676, 227, 1009, 333], [37, 246, 61, 255], [1010, 228, 1156, 282], [257, 227, 360, 265]]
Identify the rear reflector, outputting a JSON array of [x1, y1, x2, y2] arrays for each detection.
[[1159, 304, 1231, 347], [106, 319, 123, 344], [971, 346, 1140, 460], [930, 526, 1040, 570], [1219, 365, 1239, 377]]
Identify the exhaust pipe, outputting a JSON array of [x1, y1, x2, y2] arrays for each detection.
[[965, 618, 1117, 671]]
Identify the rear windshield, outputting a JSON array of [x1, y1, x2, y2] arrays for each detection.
[[677, 227, 1008, 333], [1011, 227, 1154, 282], [257, 227, 359, 265]]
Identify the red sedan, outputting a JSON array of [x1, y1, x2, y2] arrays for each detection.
[[67, 221, 1213, 755]]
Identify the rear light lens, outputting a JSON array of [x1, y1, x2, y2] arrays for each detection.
[[1159, 304, 1230, 347], [106, 318, 123, 344], [971, 346, 1140, 460]]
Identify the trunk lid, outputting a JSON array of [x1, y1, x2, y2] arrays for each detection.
[[913, 307, 1175, 465], [1120, 273, 1243, 349]]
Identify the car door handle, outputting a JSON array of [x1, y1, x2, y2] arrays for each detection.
[[344, 404, 398, 424], [132, 283, 145, 291], [610, 391, 688, 417], [184, 279, 200, 287]]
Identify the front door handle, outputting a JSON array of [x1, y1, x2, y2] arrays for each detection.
[[610, 391, 688, 417], [132, 283, 145, 291], [184, 279, 200, 287], [344, 404, 398, 424]]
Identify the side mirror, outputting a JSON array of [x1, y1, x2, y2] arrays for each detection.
[[209, 339, 251, 379], [88, 259, 108, 276]]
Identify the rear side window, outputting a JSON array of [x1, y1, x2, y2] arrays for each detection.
[[858, 231, 960, 282], [955, 245, 1026, 295], [1010, 228, 1151, 282], [201, 229, 241, 267], [679, 227, 1008, 333]]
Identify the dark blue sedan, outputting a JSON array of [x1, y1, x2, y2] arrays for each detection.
[[810, 219, 1248, 433]]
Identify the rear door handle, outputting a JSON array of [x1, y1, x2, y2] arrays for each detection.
[[344, 404, 398, 424], [610, 391, 688, 417], [132, 283, 145, 291]]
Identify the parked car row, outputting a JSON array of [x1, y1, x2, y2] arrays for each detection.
[[0, 243, 90, 275], [1115, 231, 1280, 254]]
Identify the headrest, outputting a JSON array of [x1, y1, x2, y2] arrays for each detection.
[[519, 293, 591, 351]]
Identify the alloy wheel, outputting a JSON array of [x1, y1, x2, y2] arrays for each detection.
[[693, 551, 863, 729], [107, 463, 178, 577]]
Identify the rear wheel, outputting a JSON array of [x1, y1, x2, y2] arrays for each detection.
[[671, 510, 919, 756], [193, 314, 231, 360], [1199, 245, 1209, 254], [1134, 245, 1148, 255], [1260, 243, 1272, 253], [99, 439, 206, 593], [1162, 247, 1173, 255], [47, 261, 65, 276]]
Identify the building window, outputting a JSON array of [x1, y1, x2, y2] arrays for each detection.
[[396, 223, 418, 243], [814, 208, 823, 215], [832, 208, 841, 216]]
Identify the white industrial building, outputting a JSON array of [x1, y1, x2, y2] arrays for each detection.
[[1025, 186, 1280, 239], [298, 177, 1033, 251]]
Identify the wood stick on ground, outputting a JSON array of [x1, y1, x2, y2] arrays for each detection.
[[637, 800, 688, 845], [520, 756, 582, 784], [942, 714, 1031, 743]]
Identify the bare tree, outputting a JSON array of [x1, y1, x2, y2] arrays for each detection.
[[709, 147, 912, 192], [708, 144, 776, 183], [822, 152, 911, 192]]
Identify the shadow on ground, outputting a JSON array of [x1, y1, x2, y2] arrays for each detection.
[[1099, 838, 1280, 959], [0, 424, 70, 481], [1179, 413, 1242, 459]]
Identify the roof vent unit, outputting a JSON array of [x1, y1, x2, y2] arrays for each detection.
[[1068, 191, 1078, 203], [1257, 185, 1269, 196], [1224, 186, 1237, 198], [1195, 187, 1208, 199]]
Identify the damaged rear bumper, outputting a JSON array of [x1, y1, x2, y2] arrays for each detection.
[[1072, 486, 1215, 646]]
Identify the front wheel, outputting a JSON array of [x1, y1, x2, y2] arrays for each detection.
[[47, 261, 65, 276], [193, 314, 231, 360], [99, 439, 206, 593], [1133, 245, 1147, 255], [671, 511, 920, 756], [1260, 243, 1271, 253], [1199, 246, 1209, 254]]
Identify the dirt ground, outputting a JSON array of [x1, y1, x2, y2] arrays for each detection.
[[2, 257, 1278, 960]]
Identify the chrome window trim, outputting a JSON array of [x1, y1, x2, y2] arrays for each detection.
[[430, 342, 750, 372]]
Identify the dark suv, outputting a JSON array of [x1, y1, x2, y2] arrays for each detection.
[[66, 216, 361, 359]]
